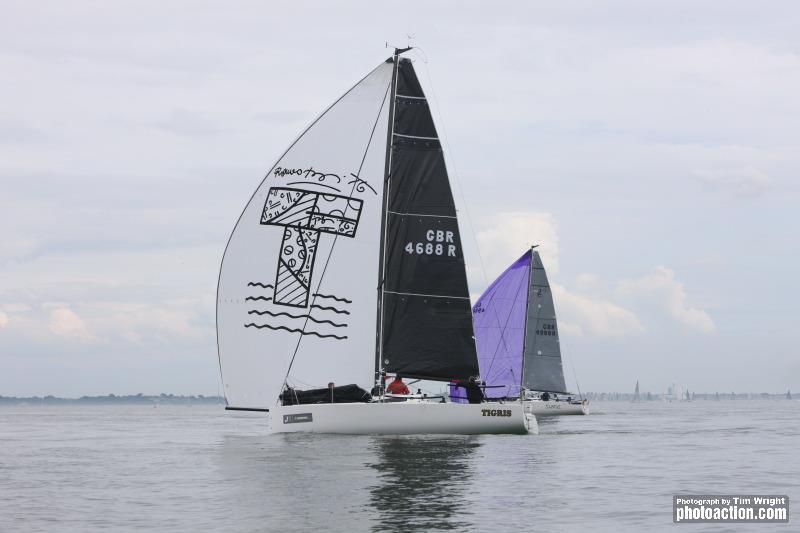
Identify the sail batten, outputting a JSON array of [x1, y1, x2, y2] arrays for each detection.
[[384, 290, 470, 299]]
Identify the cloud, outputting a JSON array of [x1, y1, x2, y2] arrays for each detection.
[[48, 307, 94, 341], [552, 283, 644, 337], [693, 167, 771, 197], [474, 211, 643, 338], [90, 302, 210, 344], [0, 311, 8, 328], [475, 212, 559, 279], [557, 320, 584, 337], [150, 109, 224, 138], [574, 273, 601, 290], [0, 237, 39, 264], [616, 266, 715, 333]]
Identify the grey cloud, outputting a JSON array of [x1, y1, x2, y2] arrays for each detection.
[[693, 167, 771, 197]]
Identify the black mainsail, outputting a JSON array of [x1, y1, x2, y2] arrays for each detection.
[[377, 55, 479, 382]]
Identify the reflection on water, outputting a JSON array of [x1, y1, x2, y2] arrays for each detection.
[[218, 432, 377, 531], [367, 436, 481, 531], [215, 432, 483, 532]]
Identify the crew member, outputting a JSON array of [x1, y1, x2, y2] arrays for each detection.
[[386, 375, 410, 395], [465, 376, 484, 404]]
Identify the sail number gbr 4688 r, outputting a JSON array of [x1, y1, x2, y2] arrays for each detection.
[[404, 229, 457, 257]]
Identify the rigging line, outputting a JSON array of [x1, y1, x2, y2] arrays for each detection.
[[215, 61, 388, 399], [280, 78, 392, 392], [285, 375, 325, 389], [571, 361, 583, 401], [413, 49, 490, 289], [556, 301, 582, 400]]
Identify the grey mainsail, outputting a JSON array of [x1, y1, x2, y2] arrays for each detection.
[[521, 250, 568, 394]]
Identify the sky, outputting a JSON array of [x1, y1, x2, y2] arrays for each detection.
[[1, 1, 798, 396]]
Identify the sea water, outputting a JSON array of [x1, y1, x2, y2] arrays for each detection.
[[1, 400, 797, 532]]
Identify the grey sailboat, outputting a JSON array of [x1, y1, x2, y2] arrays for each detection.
[[462, 246, 587, 415]]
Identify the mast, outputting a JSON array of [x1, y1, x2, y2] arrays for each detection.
[[518, 245, 536, 397], [374, 48, 406, 387]]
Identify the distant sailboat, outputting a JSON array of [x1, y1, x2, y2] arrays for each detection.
[[633, 381, 641, 402], [216, 48, 533, 434], [453, 247, 587, 415], [788, 390, 792, 400], [663, 384, 677, 402]]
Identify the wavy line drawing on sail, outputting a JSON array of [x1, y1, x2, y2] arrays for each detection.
[[310, 304, 350, 315], [312, 293, 353, 304], [244, 323, 347, 340], [247, 309, 347, 328], [245, 296, 273, 302]]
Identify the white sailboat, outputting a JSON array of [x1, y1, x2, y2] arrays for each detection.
[[454, 247, 588, 416], [216, 48, 534, 435], [663, 383, 690, 402]]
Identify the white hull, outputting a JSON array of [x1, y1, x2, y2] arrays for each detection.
[[525, 399, 588, 416], [271, 401, 536, 435]]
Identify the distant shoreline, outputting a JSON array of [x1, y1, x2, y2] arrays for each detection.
[[0, 394, 223, 405], [0, 392, 793, 406]]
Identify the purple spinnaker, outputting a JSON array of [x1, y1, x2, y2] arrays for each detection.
[[450, 250, 531, 402]]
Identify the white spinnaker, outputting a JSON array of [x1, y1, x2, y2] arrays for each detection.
[[217, 62, 393, 409]]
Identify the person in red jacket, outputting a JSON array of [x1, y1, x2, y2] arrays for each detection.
[[386, 375, 410, 395]]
